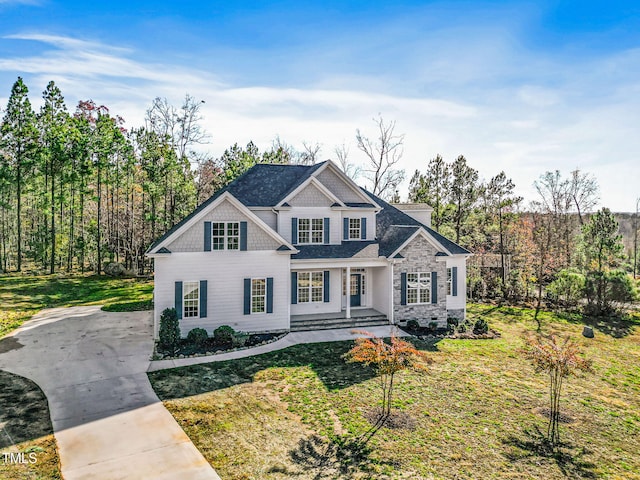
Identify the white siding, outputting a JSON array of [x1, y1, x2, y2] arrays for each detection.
[[153, 251, 290, 338], [341, 211, 377, 241], [279, 207, 342, 245], [446, 256, 467, 310], [371, 265, 391, 318], [251, 209, 277, 231], [291, 268, 342, 316]]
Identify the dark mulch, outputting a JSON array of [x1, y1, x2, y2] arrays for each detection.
[[400, 326, 501, 340], [363, 408, 417, 431], [158, 332, 286, 357], [534, 407, 576, 424]]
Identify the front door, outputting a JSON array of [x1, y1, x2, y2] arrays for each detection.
[[350, 273, 362, 307]]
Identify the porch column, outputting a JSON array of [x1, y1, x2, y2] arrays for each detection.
[[346, 265, 351, 319]]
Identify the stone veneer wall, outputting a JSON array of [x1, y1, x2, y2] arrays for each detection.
[[446, 308, 465, 321], [393, 235, 448, 326]]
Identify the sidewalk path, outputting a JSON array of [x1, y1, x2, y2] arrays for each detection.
[[0, 307, 220, 480], [148, 324, 410, 372]]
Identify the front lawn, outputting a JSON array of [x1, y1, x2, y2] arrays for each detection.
[[149, 304, 640, 479], [0, 274, 153, 337]]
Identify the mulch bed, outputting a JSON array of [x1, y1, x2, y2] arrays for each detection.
[[400, 326, 501, 340], [156, 332, 287, 359], [363, 408, 417, 430]]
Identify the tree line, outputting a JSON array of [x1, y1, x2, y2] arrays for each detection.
[[1, 77, 638, 317]]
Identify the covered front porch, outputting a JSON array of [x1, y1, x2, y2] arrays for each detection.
[[290, 307, 389, 332]]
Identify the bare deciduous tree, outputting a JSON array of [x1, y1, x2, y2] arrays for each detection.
[[334, 142, 361, 180], [145, 94, 208, 161], [299, 141, 322, 165], [356, 116, 405, 199]]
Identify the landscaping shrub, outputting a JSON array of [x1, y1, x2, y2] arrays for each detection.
[[406, 319, 420, 331], [159, 308, 180, 353], [231, 331, 250, 348], [427, 321, 438, 333], [186, 328, 209, 346], [447, 317, 458, 334], [473, 318, 489, 335], [213, 325, 236, 344]]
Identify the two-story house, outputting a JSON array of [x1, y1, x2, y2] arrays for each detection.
[[146, 160, 471, 337]]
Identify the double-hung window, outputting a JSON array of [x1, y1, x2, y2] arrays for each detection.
[[446, 268, 453, 295], [183, 281, 200, 318], [212, 222, 239, 250], [298, 218, 324, 244], [298, 271, 324, 303], [251, 278, 266, 314], [349, 218, 361, 240], [407, 273, 431, 304]]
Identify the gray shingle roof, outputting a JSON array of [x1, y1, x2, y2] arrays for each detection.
[[147, 162, 323, 252], [362, 189, 471, 256], [147, 161, 471, 258], [292, 241, 377, 259]]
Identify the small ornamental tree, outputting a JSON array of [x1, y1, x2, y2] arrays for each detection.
[[344, 330, 429, 431], [521, 334, 592, 447]]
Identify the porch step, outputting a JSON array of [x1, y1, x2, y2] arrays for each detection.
[[290, 315, 389, 332]]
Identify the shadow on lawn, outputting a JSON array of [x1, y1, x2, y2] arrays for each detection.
[[0, 370, 53, 448], [271, 433, 394, 480], [502, 426, 596, 479], [150, 337, 441, 401], [558, 311, 638, 338]]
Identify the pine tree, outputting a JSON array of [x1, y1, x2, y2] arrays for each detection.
[[0, 77, 38, 271]]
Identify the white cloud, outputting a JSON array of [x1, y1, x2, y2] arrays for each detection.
[[1, 32, 639, 211]]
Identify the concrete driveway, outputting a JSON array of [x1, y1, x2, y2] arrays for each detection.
[[0, 306, 219, 480]]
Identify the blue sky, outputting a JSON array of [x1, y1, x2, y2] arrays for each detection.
[[1, 0, 639, 210]]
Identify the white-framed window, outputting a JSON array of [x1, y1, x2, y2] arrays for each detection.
[[342, 268, 366, 295], [446, 268, 452, 296], [349, 218, 361, 239], [298, 271, 324, 303], [407, 273, 431, 304], [183, 281, 200, 318], [298, 218, 324, 244], [251, 278, 266, 314], [212, 221, 239, 250]]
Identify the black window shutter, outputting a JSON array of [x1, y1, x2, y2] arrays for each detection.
[[240, 221, 247, 251], [324, 217, 330, 244], [431, 272, 438, 304], [243, 278, 251, 315], [323, 270, 330, 302], [175, 281, 183, 319], [199, 280, 207, 318], [291, 272, 298, 304], [267, 277, 274, 313], [204, 222, 211, 251], [400, 273, 407, 305], [343, 217, 349, 240], [361, 217, 367, 240], [292, 218, 298, 244], [452, 266, 458, 296]]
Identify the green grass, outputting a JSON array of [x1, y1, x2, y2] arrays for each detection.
[[149, 304, 640, 480], [0, 274, 153, 337]]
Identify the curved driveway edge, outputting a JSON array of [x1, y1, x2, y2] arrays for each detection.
[[0, 306, 220, 480], [148, 324, 411, 372]]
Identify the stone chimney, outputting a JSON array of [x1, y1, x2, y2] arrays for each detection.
[[391, 203, 433, 227]]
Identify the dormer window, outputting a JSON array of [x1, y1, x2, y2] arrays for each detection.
[[298, 218, 324, 244]]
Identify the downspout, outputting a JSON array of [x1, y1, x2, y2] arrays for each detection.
[[389, 261, 394, 324]]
